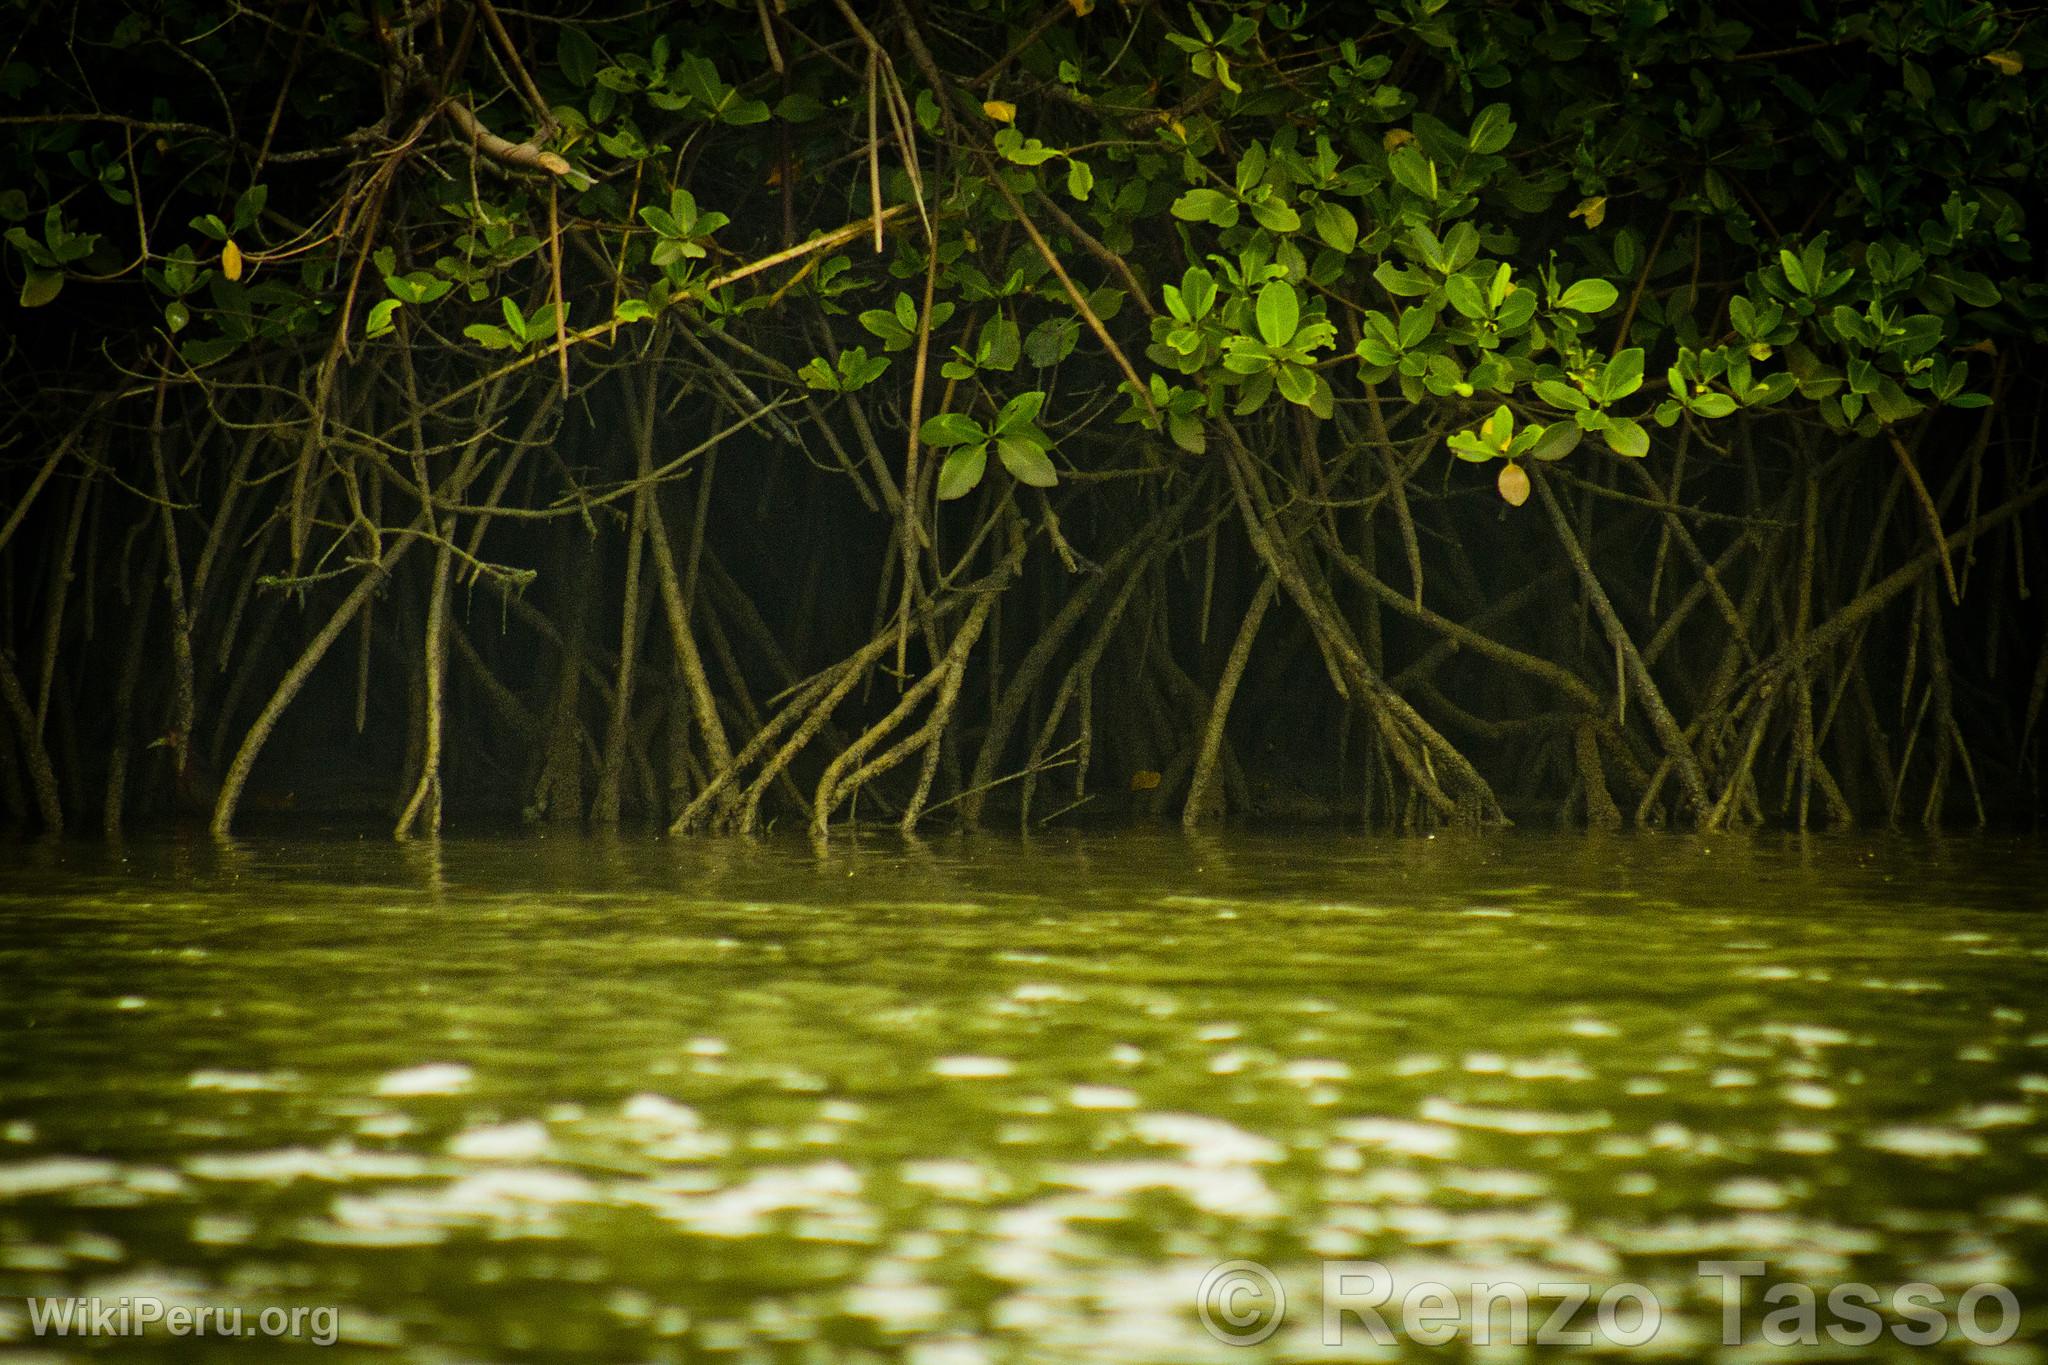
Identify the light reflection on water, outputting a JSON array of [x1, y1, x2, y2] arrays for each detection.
[[0, 831, 2044, 1361]]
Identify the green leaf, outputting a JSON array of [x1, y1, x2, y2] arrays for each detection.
[[180, 336, 239, 367], [1444, 274, 1488, 321], [1255, 280, 1299, 347], [858, 308, 914, 350], [995, 389, 1046, 432], [1480, 404, 1514, 448], [232, 184, 268, 232], [1600, 348, 1645, 403], [1743, 373, 1797, 407], [842, 352, 889, 388], [920, 412, 986, 447], [1487, 262, 1513, 310], [1308, 375, 1334, 420], [18, 270, 61, 307], [1397, 306, 1433, 350], [1468, 103, 1515, 155], [1604, 417, 1650, 458], [1531, 420, 1582, 461], [1688, 392, 1737, 418], [936, 444, 988, 500], [1932, 269, 2000, 309], [463, 323, 518, 350], [1868, 377, 1923, 425], [1066, 158, 1094, 201], [1405, 224, 1448, 273], [1534, 379, 1589, 411], [1311, 200, 1358, 254], [1274, 362, 1316, 406], [522, 301, 562, 344], [775, 92, 824, 122], [1496, 288, 1537, 332], [365, 298, 401, 338], [1248, 197, 1300, 233], [1441, 223, 1479, 273], [719, 96, 771, 126], [1025, 316, 1078, 367], [1170, 188, 1237, 225], [615, 298, 655, 323], [1557, 279, 1619, 314], [1778, 248, 1810, 294], [1235, 142, 1267, 197], [977, 316, 1021, 371], [1388, 145, 1436, 199], [997, 436, 1058, 487], [1168, 410, 1206, 454], [993, 127, 1060, 166], [1373, 262, 1434, 298], [1447, 431, 1495, 463], [558, 26, 601, 87]]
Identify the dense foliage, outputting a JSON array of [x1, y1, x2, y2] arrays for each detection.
[[3, 0, 2045, 835]]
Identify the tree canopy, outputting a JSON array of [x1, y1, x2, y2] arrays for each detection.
[[2, 0, 2044, 836]]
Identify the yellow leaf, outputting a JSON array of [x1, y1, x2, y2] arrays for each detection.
[[1497, 462, 1530, 507], [1067, 0, 1095, 14], [982, 99, 1017, 124], [221, 239, 243, 282], [1129, 770, 1162, 792], [1168, 119, 1187, 141], [1569, 196, 1607, 229], [1382, 128, 1416, 152], [1984, 50, 2024, 76]]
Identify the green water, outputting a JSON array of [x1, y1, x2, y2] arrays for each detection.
[[1, 832, 2044, 1362]]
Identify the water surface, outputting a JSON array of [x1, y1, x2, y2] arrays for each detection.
[[1, 832, 2044, 1361]]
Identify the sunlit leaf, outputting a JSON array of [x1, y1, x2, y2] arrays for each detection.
[[936, 443, 987, 500], [1557, 278, 1618, 313], [996, 389, 1045, 431], [1255, 280, 1299, 347], [1604, 417, 1650, 457], [920, 412, 985, 447], [997, 435, 1058, 487], [1311, 200, 1357, 254], [1066, 158, 1093, 202]]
